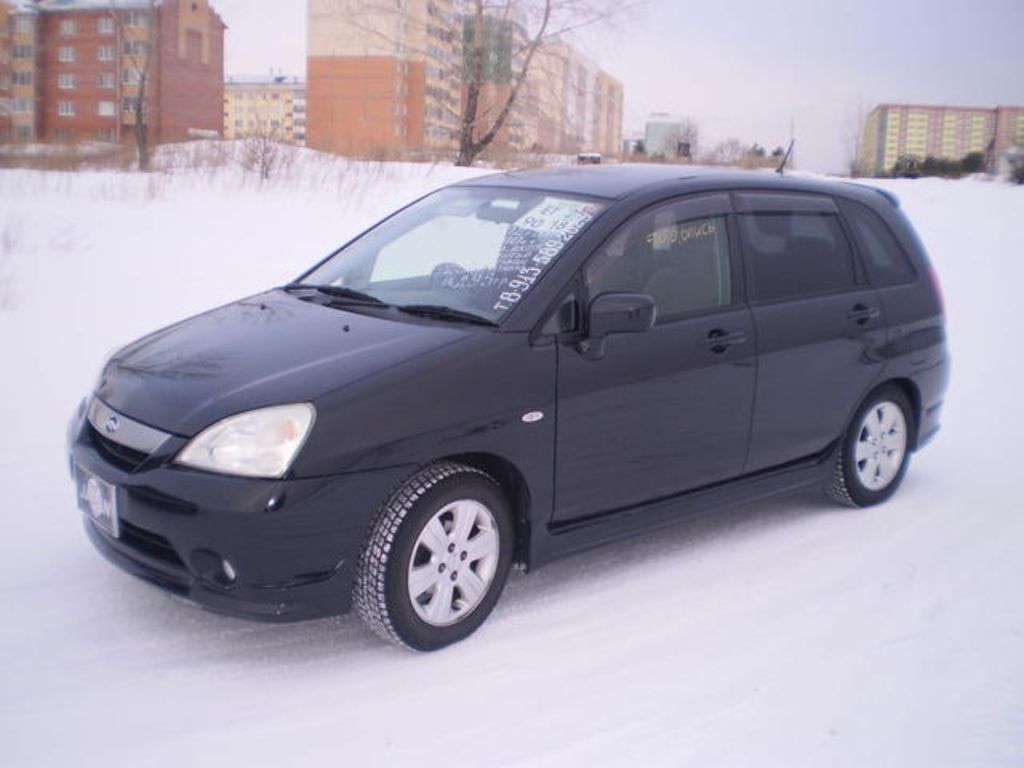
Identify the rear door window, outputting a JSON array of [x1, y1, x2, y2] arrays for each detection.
[[838, 200, 917, 287], [738, 210, 856, 302]]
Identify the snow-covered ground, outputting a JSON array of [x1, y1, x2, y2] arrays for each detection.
[[1, 154, 1022, 766]]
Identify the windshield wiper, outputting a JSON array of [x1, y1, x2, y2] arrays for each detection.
[[284, 283, 388, 306], [397, 304, 498, 327]]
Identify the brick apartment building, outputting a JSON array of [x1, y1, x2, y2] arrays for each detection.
[[224, 75, 306, 145], [859, 103, 1024, 176], [0, 0, 225, 144], [307, 0, 461, 157], [0, 3, 10, 139], [306, 0, 623, 159], [462, 19, 623, 158]]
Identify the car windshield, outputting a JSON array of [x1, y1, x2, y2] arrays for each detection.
[[298, 187, 606, 323]]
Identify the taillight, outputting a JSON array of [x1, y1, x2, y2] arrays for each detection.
[[928, 266, 945, 314]]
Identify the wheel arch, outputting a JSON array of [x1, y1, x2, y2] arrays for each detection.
[[881, 377, 923, 450], [440, 452, 533, 569], [840, 377, 923, 458]]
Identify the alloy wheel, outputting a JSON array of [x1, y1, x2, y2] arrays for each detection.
[[407, 499, 500, 627], [854, 401, 908, 491]]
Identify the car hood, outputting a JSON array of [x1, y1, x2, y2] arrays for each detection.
[[96, 290, 472, 436]]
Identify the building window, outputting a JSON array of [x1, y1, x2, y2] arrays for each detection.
[[125, 11, 149, 27], [13, 98, 33, 114], [13, 71, 33, 86], [122, 97, 140, 113], [58, 47, 75, 63], [55, 127, 73, 142], [14, 18, 33, 35], [98, 101, 116, 117], [58, 73, 75, 90], [97, 17, 115, 35], [98, 45, 114, 61], [16, 126, 33, 140], [60, 19, 76, 36], [58, 101, 75, 117], [97, 72, 115, 89], [13, 44, 34, 59], [122, 68, 142, 85], [122, 40, 148, 56], [96, 127, 116, 141]]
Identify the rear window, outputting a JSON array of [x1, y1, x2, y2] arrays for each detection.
[[839, 200, 917, 287], [739, 212, 856, 301]]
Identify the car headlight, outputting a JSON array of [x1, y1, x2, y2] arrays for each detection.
[[176, 403, 316, 479]]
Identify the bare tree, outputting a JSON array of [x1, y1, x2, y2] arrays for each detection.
[[843, 98, 869, 177], [352, 0, 637, 167], [241, 107, 287, 182], [704, 138, 745, 166], [679, 117, 699, 160], [109, 1, 156, 171]]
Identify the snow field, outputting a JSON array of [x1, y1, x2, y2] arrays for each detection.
[[0, 156, 1022, 767]]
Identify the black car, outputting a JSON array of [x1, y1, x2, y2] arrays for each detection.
[[68, 166, 949, 651]]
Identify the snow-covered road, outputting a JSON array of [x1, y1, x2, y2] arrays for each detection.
[[1, 162, 1021, 767]]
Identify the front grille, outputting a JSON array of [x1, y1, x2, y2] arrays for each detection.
[[85, 398, 171, 473], [89, 424, 149, 472], [119, 519, 184, 568]]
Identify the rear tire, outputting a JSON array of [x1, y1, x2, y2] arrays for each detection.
[[826, 386, 914, 508], [353, 462, 513, 651]]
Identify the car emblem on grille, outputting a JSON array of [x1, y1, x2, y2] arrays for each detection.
[[104, 415, 121, 434]]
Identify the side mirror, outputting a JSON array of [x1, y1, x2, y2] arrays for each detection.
[[578, 292, 656, 359]]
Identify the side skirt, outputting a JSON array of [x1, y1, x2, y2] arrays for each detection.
[[526, 442, 838, 570]]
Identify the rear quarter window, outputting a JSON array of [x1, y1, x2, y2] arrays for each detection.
[[738, 211, 856, 302], [839, 199, 917, 287]]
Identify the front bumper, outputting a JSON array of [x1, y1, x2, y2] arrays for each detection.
[[69, 398, 412, 622]]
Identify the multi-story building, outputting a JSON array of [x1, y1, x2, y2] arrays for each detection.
[[643, 113, 682, 159], [307, 1, 623, 160], [0, 0, 224, 144], [474, 35, 623, 157], [224, 75, 306, 145], [307, 0, 461, 156], [859, 103, 1024, 176], [994, 106, 1024, 159], [0, 3, 10, 141], [461, 14, 531, 155]]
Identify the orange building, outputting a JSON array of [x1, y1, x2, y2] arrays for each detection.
[[0, 2, 11, 141], [307, 2, 624, 160], [307, 0, 459, 157], [0, 0, 224, 144]]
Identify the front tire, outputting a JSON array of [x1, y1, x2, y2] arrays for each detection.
[[826, 386, 914, 508], [354, 462, 514, 651]]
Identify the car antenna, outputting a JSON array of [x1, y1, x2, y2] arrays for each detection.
[[776, 139, 795, 175]]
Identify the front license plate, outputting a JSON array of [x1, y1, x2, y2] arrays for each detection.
[[76, 465, 119, 538]]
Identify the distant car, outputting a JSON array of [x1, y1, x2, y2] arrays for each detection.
[[69, 166, 949, 651], [577, 152, 603, 164]]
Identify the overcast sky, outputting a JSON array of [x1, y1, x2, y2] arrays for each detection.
[[215, 0, 1024, 172]]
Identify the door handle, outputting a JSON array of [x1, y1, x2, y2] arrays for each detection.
[[701, 328, 748, 354], [847, 304, 881, 326]]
